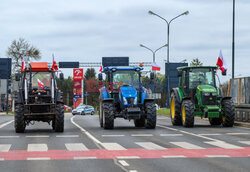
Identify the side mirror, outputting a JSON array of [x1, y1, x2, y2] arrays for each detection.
[[150, 72, 155, 80], [59, 73, 64, 80], [15, 73, 21, 81], [98, 73, 103, 81], [177, 70, 182, 77]]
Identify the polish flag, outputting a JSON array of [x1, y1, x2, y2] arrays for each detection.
[[152, 63, 160, 71], [99, 65, 103, 72], [216, 50, 227, 75], [21, 56, 25, 71], [37, 79, 44, 89], [51, 56, 58, 71]]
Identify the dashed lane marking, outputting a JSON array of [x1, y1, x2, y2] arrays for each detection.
[[56, 135, 79, 138], [0, 136, 19, 138], [117, 156, 140, 159], [0, 158, 4, 161], [26, 135, 49, 138], [162, 155, 186, 158], [27, 144, 48, 152], [131, 134, 153, 137], [65, 143, 88, 151], [129, 170, 138, 172], [160, 134, 183, 137], [198, 134, 221, 136], [135, 142, 165, 150], [238, 141, 250, 146], [27, 157, 51, 160], [118, 160, 130, 167], [205, 141, 243, 149], [101, 143, 127, 150], [102, 135, 125, 137], [226, 133, 250, 135], [74, 157, 97, 160], [205, 155, 230, 158], [0, 144, 11, 152], [0, 120, 14, 129], [170, 142, 204, 149]]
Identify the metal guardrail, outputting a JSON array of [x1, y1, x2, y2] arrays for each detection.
[[235, 104, 250, 122]]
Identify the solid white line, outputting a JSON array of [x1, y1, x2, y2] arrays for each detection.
[[71, 116, 102, 144], [157, 125, 178, 131], [160, 134, 183, 137], [26, 135, 49, 138], [170, 142, 204, 149], [205, 141, 243, 149], [0, 144, 11, 152], [135, 142, 165, 150], [0, 136, 19, 138], [205, 155, 230, 158], [27, 157, 51, 160], [118, 160, 130, 167], [238, 141, 250, 146], [162, 155, 186, 158], [56, 135, 79, 138], [226, 133, 249, 135], [131, 134, 153, 137], [0, 120, 14, 129], [198, 134, 221, 136], [74, 157, 97, 160], [101, 143, 126, 150], [27, 144, 48, 152], [65, 143, 88, 151], [102, 135, 125, 137], [117, 156, 140, 159]]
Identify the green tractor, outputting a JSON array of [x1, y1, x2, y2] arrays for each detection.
[[170, 66, 235, 127]]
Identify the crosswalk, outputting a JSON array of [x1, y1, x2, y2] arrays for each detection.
[[0, 140, 249, 152]]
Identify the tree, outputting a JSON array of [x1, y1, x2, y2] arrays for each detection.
[[85, 68, 96, 80], [7, 38, 41, 72], [190, 58, 203, 66], [57, 77, 74, 106]]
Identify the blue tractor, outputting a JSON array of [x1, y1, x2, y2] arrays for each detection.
[[98, 57, 156, 129]]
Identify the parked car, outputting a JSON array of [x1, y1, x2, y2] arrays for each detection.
[[64, 105, 72, 112], [72, 106, 85, 115], [72, 105, 95, 115]]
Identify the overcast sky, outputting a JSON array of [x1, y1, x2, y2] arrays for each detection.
[[0, 0, 249, 81]]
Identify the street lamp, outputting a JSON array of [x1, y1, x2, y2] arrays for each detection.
[[139, 44, 168, 63], [148, 10, 189, 107]]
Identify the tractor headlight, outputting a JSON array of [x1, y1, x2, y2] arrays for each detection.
[[133, 97, 137, 105], [203, 92, 210, 96], [123, 97, 128, 105], [212, 92, 217, 96]]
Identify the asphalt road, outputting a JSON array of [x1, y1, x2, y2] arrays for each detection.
[[0, 113, 250, 172]]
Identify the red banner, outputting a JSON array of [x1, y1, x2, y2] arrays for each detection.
[[73, 68, 84, 80], [73, 80, 82, 89]]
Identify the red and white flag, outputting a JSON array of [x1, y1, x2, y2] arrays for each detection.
[[99, 65, 103, 72], [216, 50, 227, 75], [37, 79, 44, 89], [152, 63, 160, 71], [21, 56, 25, 71]]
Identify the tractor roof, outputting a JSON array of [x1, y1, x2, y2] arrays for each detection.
[[29, 62, 50, 71], [103, 66, 143, 72], [177, 66, 217, 71]]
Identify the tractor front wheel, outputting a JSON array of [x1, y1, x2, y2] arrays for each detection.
[[145, 102, 156, 129], [222, 99, 235, 127], [99, 102, 103, 127], [54, 104, 64, 132], [209, 117, 222, 126], [103, 102, 114, 129], [134, 118, 145, 127], [170, 92, 182, 126], [181, 100, 194, 128], [15, 104, 26, 133]]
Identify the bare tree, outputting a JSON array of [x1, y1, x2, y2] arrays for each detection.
[[7, 38, 41, 72], [190, 58, 203, 66]]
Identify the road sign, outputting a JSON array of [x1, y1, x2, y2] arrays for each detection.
[[0, 58, 12, 79], [102, 57, 129, 67], [73, 95, 82, 98], [59, 62, 79, 68], [73, 68, 84, 80]]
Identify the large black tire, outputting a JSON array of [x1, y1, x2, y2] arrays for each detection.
[[99, 103, 103, 127], [15, 104, 26, 133], [103, 102, 114, 129], [170, 92, 182, 126], [54, 104, 64, 132], [222, 99, 235, 127], [145, 102, 156, 129], [134, 118, 145, 127], [181, 100, 194, 128], [209, 117, 222, 126]]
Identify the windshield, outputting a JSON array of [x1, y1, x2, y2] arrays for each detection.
[[189, 68, 215, 89], [26, 72, 52, 89], [112, 71, 140, 89]]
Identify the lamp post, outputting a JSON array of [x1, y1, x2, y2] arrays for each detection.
[[232, 0, 235, 79], [139, 44, 168, 63], [148, 10, 189, 107]]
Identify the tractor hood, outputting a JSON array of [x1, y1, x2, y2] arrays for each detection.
[[197, 85, 216, 93], [119, 86, 137, 98]]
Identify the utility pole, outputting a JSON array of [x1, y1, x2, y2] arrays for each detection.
[[232, 0, 235, 79]]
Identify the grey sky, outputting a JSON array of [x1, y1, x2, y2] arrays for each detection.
[[0, 0, 249, 81]]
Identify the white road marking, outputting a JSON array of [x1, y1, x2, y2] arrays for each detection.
[[65, 143, 88, 151], [160, 134, 183, 137], [101, 143, 126, 150], [27, 157, 51, 160], [74, 157, 97, 159], [198, 134, 221, 136], [205, 155, 230, 158], [162, 155, 186, 158], [238, 141, 250, 146], [226, 133, 249, 135], [117, 156, 140, 159], [27, 144, 48, 152], [56, 135, 79, 138], [0, 158, 4, 161], [0, 144, 11, 152], [118, 160, 130, 167], [205, 141, 243, 149], [0, 120, 14, 129], [170, 142, 204, 149], [129, 170, 138, 172], [131, 134, 153, 137], [0, 136, 19, 138], [26, 135, 49, 138], [102, 135, 125, 137], [135, 142, 165, 150]]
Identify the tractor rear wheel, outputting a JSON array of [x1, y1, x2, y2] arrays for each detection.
[[170, 92, 182, 126], [15, 104, 26, 133], [103, 102, 114, 129], [209, 117, 222, 126], [145, 102, 156, 129], [222, 99, 235, 127], [134, 118, 145, 127], [54, 104, 64, 132], [181, 100, 194, 128]]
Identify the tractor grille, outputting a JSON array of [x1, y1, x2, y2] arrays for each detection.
[[201, 93, 217, 105], [127, 98, 134, 105]]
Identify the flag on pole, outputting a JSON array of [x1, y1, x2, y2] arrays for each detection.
[[51, 55, 58, 71], [152, 63, 160, 71], [216, 50, 227, 75], [99, 65, 103, 72], [37, 79, 44, 89], [21, 56, 25, 71]]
